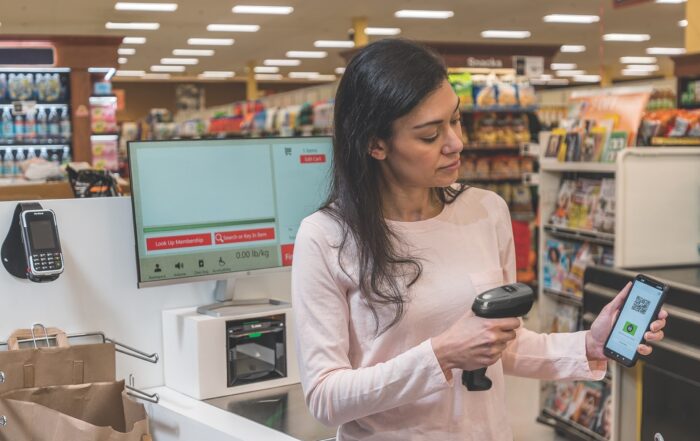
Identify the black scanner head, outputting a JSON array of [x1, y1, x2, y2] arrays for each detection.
[[472, 283, 535, 318]]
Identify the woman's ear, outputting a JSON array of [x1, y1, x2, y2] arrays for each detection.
[[368, 138, 388, 161]]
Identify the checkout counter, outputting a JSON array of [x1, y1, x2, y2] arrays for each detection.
[[583, 265, 700, 440]]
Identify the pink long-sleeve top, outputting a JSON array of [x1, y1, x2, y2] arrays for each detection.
[[291, 187, 606, 440]]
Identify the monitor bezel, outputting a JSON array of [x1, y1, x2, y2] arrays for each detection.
[[127, 136, 333, 289]]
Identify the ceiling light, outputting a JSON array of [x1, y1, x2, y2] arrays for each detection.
[[206, 24, 260, 32], [551, 63, 577, 70], [626, 64, 660, 71], [646, 47, 686, 54], [561, 45, 586, 53], [394, 10, 454, 19], [115, 70, 145, 77], [264, 59, 301, 66], [622, 69, 652, 76], [255, 73, 283, 80], [122, 37, 146, 45], [254, 66, 279, 73], [481, 30, 531, 39], [114, 2, 177, 11], [365, 27, 401, 35], [160, 58, 198, 65], [289, 72, 320, 78], [143, 73, 171, 79], [232, 5, 293, 14], [538, 74, 553, 80], [574, 74, 601, 82], [118, 57, 128, 64], [105, 22, 160, 30], [118, 48, 136, 55], [335, 67, 346, 74], [314, 40, 355, 48], [199, 71, 235, 78], [188, 38, 234, 46], [603, 33, 651, 42], [314, 74, 337, 81], [286, 51, 327, 58], [173, 49, 214, 56], [656, 0, 686, 3], [555, 69, 586, 77], [620, 56, 657, 63], [543, 14, 599, 24], [679, 19, 688, 27], [151, 65, 186, 72]]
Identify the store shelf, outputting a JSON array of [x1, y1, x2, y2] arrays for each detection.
[[538, 409, 607, 441], [543, 287, 583, 307], [0, 103, 69, 109], [461, 106, 538, 114], [458, 176, 524, 184], [462, 143, 526, 153], [539, 160, 616, 173], [650, 136, 700, 146], [543, 224, 615, 246], [0, 143, 69, 149]]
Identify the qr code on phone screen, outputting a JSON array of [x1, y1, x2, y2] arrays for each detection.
[[632, 296, 650, 314]]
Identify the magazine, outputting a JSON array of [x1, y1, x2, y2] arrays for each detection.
[[543, 239, 578, 292]]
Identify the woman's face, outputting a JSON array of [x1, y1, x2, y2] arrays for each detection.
[[372, 79, 464, 190]]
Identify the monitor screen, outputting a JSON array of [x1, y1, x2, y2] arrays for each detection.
[[128, 137, 333, 287]]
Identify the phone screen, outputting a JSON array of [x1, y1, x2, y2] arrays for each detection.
[[605, 279, 664, 361]]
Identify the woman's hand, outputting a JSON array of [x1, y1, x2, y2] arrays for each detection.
[[586, 282, 668, 361], [432, 311, 521, 380]]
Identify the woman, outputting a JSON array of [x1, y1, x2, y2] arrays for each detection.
[[291, 39, 667, 440]]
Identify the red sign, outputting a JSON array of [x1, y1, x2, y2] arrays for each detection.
[[146, 233, 212, 251], [281, 244, 294, 266], [214, 228, 275, 245], [300, 154, 326, 164]]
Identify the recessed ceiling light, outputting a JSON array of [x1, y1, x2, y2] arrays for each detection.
[[232, 5, 293, 14], [118, 57, 128, 64], [551, 63, 577, 70], [656, 0, 686, 3], [620, 56, 657, 63], [603, 33, 651, 42], [255, 73, 283, 80], [106, 22, 160, 30], [335, 67, 346, 74], [555, 69, 586, 77], [188, 38, 234, 46], [160, 58, 198, 65], [314, 40, 355, 48], [206, 24, 260, 32], [286, 51, 327, 58], [314, 74, 337, 81], [151, 65, 186, 72], [143, 73, 171, 79], [122, 37, 146, 45], [173, 49, 215, 56], [543, 14, 599, 24], [679, 19, 688, 27], [481, 30, 531, 39], [115, 70, 145, 77], [622, 69, 651, 76], [114, 2, 177, 11], [199, 71, 235, 78], [289, 71, 320, 78], [561, 45, 586, 53], [394, 10, 454, 19], [626, 64, 660, 71], [574, 74, 601, 82], [646, 47, 686, 54], [254, 66, 279, 73], [264, 59, 301, 66], [365, 27, 401, 35], [118, 48, 136, 55]]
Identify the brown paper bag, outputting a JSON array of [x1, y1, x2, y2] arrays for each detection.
[[0, 380, 150, 441], [0, 329, 116, 393]]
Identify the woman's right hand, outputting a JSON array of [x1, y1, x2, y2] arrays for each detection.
[[431, 311, 521, 380]]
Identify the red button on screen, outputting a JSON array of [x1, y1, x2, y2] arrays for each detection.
[[214, 228, 276, 245], [300, 154, 326, 164], [281, 244, 294, 266], [146, 233, 212, 251]]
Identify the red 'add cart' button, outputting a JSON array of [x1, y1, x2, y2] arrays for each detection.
[[300, 154, 326, 164], [146, 233, 212, 251], [281, 244, 294, 266], [214, 228, 276, 245]]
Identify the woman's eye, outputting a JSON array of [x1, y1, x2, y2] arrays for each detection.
[[421, 133, 439, 143], [450, 118, 461, 126]]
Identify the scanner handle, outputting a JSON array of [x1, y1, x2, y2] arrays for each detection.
[[462, 367, 492, 391]]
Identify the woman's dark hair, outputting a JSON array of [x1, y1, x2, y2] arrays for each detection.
[[321, 39, 466, 334]]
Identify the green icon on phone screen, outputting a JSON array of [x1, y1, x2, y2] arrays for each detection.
[[623, 321, 638, 336]]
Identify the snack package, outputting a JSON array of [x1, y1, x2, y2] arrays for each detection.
[[458, 155, 477, 179], [512, 115, 531, 143], [517, 84, 537, 107], [448, 72, 474, 109], [497, 83, 518, 107], [475, 114, 497, 145], [476, 85, 497, 107], [475, 157, 491, 178]]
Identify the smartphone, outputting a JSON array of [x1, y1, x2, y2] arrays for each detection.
[[603, 274, 668, 367]]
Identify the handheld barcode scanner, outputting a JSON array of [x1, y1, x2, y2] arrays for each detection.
[[462, 283, 535, 391]]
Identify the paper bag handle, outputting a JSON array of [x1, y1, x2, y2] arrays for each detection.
[[7, 327, 70, 350]]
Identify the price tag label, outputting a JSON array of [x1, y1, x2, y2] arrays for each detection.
[[11, 101, 37, 116]]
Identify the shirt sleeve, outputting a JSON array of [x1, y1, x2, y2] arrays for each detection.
[[491, 195, 607, 381], [291, 219, 452, 427]]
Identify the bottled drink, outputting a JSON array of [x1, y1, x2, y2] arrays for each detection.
[[25, 109, 36, 144], [48, 107, 60, 142], [59, 108, 71, 141], [1, 108, 13, 143], [14, 114, 24, 143], [36, 108, 48, 144]]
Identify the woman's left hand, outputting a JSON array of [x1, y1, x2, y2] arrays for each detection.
[[586, 282, 668, 361]]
